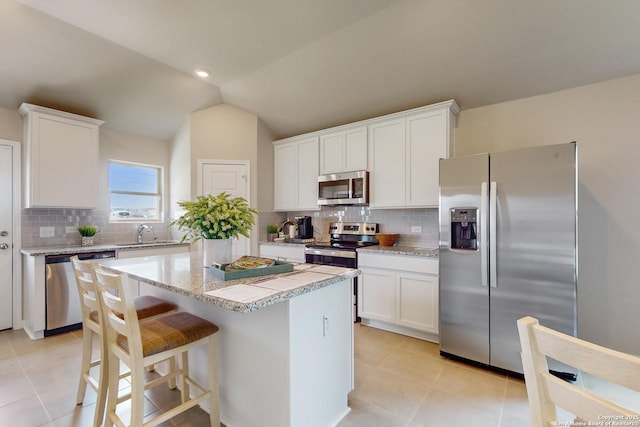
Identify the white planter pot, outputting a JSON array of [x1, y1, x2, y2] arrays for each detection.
[[202, 238, 232, 268]]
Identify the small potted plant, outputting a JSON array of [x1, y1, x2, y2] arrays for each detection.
[[78, 226, 97, 247], [266, 224, 279, 242]]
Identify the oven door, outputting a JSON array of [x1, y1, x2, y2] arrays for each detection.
[[304, 248, 356, 268]]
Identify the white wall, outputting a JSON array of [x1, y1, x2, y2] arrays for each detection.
[[188, 104, 262, 254], [455, 73, 640, 355]]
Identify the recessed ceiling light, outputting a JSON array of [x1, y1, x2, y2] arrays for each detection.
[[194, 68, 210, 78]]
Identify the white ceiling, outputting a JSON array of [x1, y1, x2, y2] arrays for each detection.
[[4, 0, 640, 141]]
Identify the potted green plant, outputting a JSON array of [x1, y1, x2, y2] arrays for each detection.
[[266, 224, 279, 242], [78, 226, 97, 247], [171, 192, 258, 267]]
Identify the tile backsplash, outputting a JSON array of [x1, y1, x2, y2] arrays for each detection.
[[278, 206, 440, 248], [21, 208, 172, 248], [23, 206, 440, 249]]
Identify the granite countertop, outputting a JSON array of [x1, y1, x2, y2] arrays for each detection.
[[20, 240, 189, 256], [357, 245, 439, 257], [259, 239, 327, 247], [99, 252, 360, 313]]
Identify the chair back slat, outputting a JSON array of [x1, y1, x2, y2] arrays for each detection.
[[95, 268, 144, 359], [533, 324, 640, 393], [518, 316, 640, 426], [70, 256, 102, 326], [543, 372, 637, 420]]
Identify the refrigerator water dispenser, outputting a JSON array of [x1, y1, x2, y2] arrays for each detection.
[[450, 208, 478, 250]]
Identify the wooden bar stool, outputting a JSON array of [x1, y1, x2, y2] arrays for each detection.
[[94, 268, 220, 427], [71, 256, 178, 427]]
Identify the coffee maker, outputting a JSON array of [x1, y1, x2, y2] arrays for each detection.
[[296, 216, 313, 239]]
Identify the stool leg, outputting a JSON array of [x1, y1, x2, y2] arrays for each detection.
[[208, 336, 220, 427], [93, 332, 109, 427], [130, 358, 146, 427], [76, 327, 93, 404], [181, 351, 190, 404], [168, 356, 177, 390], [104, 351, 120, 427]]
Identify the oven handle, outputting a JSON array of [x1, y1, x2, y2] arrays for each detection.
[[304, 248, 357, 259]]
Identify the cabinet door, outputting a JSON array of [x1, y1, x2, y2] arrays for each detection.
[[28, 113, 99, 208], [396, 272, 439, 333], [368, 119, 406, 208], [343, 126, 367, 172], [406, 110, 448, 207], [297, 137, 319, 210], [274, 142, 298, 211], [319, 132, 343, 175], [358, 267, 395, 322]]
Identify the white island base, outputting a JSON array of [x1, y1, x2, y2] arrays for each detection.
[[139, 277, 354, 427]]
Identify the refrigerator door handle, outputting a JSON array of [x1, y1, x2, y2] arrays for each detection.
[[489, 181, 498, 288], [480, 181, 489, 287]]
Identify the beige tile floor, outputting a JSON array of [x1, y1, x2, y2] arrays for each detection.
[[0, 323, 540, 427], [338, 324, 534, 427]]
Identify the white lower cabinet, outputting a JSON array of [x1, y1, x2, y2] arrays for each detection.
[[259, 243, 306, 263], [358, 252, 439, 341]]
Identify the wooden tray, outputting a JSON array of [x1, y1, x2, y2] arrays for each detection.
[[208, 260, 294, 281]]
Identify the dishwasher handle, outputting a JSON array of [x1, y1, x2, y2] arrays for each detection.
[[45, 250, 116, 264]]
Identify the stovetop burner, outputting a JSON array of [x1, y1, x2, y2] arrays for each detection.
[[305, 241, 378, 251], [304, 222, 379, 252]]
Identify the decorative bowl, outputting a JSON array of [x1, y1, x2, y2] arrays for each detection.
[[375, 233, 399, 246]]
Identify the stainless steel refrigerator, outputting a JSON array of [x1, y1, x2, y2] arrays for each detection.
[[438, 142, 577, 376]]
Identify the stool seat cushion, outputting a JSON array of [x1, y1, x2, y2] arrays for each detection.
[[89, 296, 177, 323], [132, 296, 178, 319], [117, 312, 219, 357]]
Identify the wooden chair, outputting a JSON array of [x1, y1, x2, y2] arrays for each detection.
[[94, 268, 220, 427], [71, 256, 178, 427], [517, 316, 640, 426]]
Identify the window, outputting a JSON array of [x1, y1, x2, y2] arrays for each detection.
[[109, 161, 163, 222]]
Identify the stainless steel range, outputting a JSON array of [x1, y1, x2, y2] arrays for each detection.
[[305, 222, 379, 322]]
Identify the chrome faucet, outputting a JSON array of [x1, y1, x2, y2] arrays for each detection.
[[137, 224, 153, 243]]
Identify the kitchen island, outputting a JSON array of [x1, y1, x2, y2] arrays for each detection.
[[99, 252, 359, 427]]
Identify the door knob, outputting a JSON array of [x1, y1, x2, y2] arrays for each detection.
[[0, 243, 8, 250], [0, 231, 7, 237]]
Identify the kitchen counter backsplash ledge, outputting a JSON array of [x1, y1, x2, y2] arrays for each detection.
[[21, 241, 188, 256], [357, 245, 438, 257]]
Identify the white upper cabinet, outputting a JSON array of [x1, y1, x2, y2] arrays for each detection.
[[319, 126, 367, 174], [19, 103, 104, 209], [368, 119, 406, 208], [368, 100, 458, 208], [274, 136, 319, 211], [273, 100, 458, 210]]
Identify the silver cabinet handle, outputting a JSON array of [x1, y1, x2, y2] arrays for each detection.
[[489, 181, 498, 288], [0, 243, 8, 250], [480, 181, 488, 287]]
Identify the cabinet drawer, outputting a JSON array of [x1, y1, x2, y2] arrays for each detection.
[[259, 244, 305, 263], [358, 252, 438, 275]]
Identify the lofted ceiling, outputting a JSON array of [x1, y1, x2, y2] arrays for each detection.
[[3, 0, 640, 141]]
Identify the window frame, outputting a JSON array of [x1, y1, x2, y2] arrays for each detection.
[[108, 159, 164, 223]]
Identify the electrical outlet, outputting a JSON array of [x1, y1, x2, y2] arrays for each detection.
[[65, 226, 76, 234], [323, 315, 330, 337], [39, 226, 55, 238], [411, 226, 422, 233]]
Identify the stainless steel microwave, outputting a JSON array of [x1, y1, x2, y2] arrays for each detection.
[[318, 170, 369, 206]]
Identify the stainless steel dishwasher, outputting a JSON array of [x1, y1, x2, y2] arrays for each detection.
[[44, 250, 116, 336]]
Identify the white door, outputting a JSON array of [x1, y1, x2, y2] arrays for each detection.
[[0, 144, 15, 330], [199, 161, 250, 260]]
